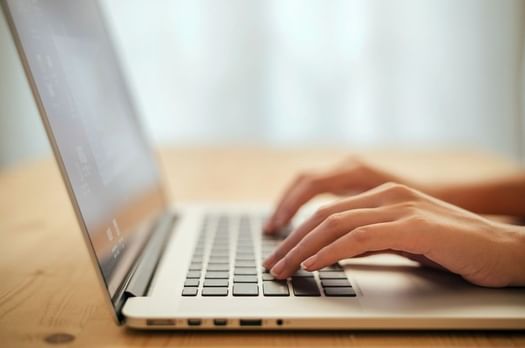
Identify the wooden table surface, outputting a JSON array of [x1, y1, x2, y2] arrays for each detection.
[[1, 147, 524, 347]]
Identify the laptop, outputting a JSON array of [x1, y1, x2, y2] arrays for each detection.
[[3, 0, 525, 330]]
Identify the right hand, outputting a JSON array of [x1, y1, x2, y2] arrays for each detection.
[[263, 156, 416, 234], [263, 182, 525, 287]]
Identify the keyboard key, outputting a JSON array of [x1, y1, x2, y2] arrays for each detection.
[[237, 238, 253, 244], [237, 237, 253, 242], [213, 239, 229, 244], [191, 257, 203, 264], [234, 268, 257, 275], [233, 283, 259, 296], [235, 261, 256, 268], [321, 279, 352, 287], [182, 287, 198, 296], [202, 287, 229, 296], [320, 264, 342, 272], [291, 278, 321, 296], [234, 275, 258, 283], [184, 279, 199, 287], [319, 271, 347, 279], [186, 271, 201, 279], [188, 263, 202, 271], [204, 279, 229, 287], [207, 264, 230, 272], [292, 269, 314, 278], [236, 255, 255, 262], [324, 287, 356, 297], [209, 257, 230, 264], [262, 273, 274, 281], [209, 252, 230, 258], [205, 271, 229, 279], [263, 281, 290, 296]]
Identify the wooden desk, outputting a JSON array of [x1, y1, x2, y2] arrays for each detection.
[[1, 147, 524, 347]]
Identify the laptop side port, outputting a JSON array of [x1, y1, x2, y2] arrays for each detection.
[[187, 319, 202, 326], [213, 319, 228, 326], [239, 319, 262, 326], [146, 319, 175, 326]]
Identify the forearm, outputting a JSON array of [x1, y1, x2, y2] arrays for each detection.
[[426, 173, 525, 217]]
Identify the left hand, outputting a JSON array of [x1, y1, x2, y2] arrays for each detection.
[[263, 182, 525, 287]]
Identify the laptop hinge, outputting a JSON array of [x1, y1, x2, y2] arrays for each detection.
[[123, 213, 175, 298]]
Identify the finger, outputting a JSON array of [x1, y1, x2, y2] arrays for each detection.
[[263, 187, 386, 269], [270, 207, 399, 279], [263, 175, 303, 233], [264, 173, 329, 234], [301, 220, 428, 271], [264, 171, 358, 233], [263, 183, 405, 269]]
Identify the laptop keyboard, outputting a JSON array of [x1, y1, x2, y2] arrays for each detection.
[[181, 214, 356, 297]]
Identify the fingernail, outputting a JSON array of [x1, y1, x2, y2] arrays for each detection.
[[301, 255, 318, 270], [271, 259, 286, 277]]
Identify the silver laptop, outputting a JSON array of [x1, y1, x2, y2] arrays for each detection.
[[4, 0, 525, 330]]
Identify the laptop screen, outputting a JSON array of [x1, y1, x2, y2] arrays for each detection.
[[3, 0, 167, 317]]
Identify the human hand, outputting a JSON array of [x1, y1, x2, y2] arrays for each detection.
[[263, 157, 415, 234], [263, 182, 525, 287]]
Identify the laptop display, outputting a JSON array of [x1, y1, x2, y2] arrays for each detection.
[[4, 0, 166, 307]]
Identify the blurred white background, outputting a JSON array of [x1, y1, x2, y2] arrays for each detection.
[[1, 0, 524, 168]]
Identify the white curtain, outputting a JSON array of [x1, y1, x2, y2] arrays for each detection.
[[102, 0, 525, 157], [0, 0, 524, 167]]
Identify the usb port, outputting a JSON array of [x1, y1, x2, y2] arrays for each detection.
[[214, 319, 228, 326], [187, 319, 202, 326], [239, 319, 262, 326]]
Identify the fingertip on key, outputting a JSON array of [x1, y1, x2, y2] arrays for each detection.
[[270, 259, 286, 278]]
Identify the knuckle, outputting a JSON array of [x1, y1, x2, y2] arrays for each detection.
[[323, 213, 344, 230], [407, 214, 429, 228], [398, 200, 420, 216], [351, 227, 371, 244], [382, 182, 415, 198]]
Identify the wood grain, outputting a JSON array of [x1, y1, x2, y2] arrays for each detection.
[[0, 147, 524, 348]]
